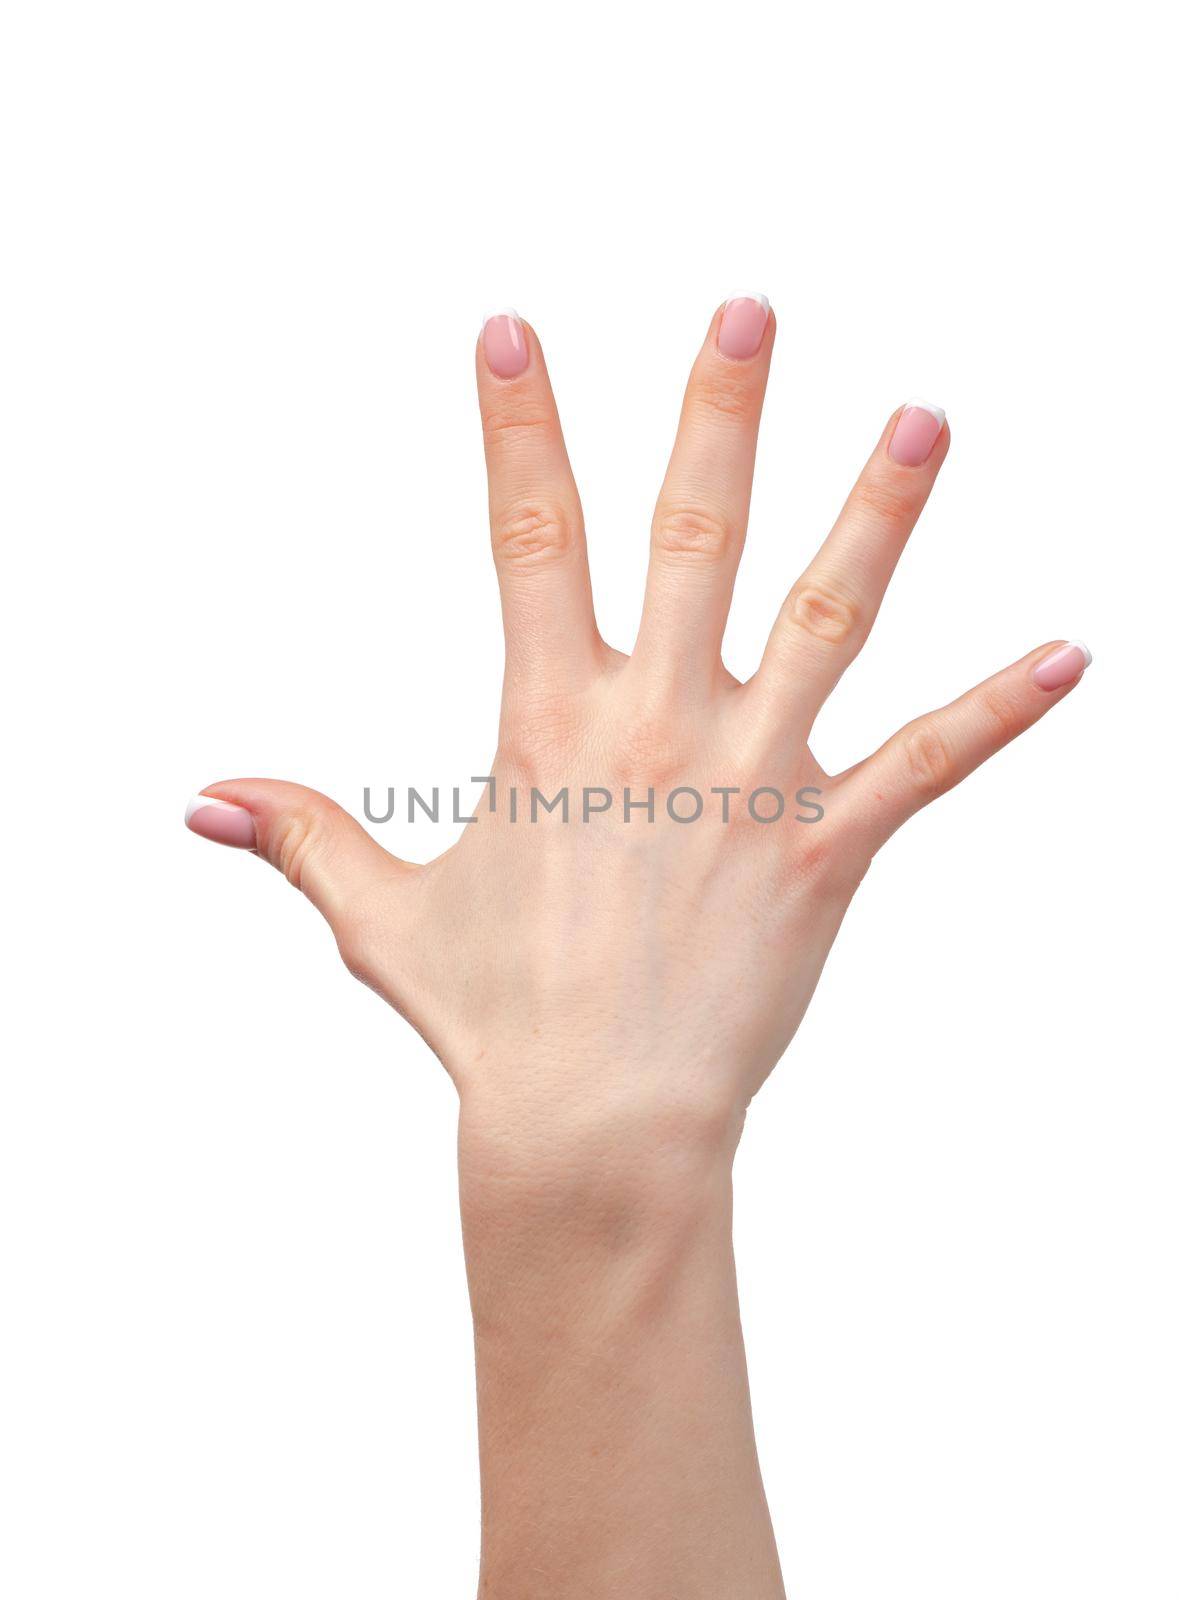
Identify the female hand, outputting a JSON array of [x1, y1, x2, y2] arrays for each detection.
[[185, 298, 1089, 1598], [186, 297, 1087, 1145]]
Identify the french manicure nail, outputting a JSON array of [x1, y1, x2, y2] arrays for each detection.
[[482, 308, 529, 378], [889, 400, 946, 466], [1032, 641, 1093, 691], [718, 294, 770, 360], [185, 794, 256, 848]]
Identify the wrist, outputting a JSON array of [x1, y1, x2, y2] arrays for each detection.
[[456, 1078, 741, 1334], [456, 1074, 742, 1226]]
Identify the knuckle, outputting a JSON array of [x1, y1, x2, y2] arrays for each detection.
[[492, 501, 575, 566], [977, 685, 1026, 746], [497, 688, 593, 784], [335, 896, 391, 990], [268, 807, 322, 891], [497, 715, 579, 781], [652, 505, 736, 565], [765, 827, 853, 910], [850, 471, 921, 528], [336, 918, 375, 985], [480, 402, 555, 441], [611, 705, 685, 787], [690, 371, 758, 422], [787, 581, 861, 646], [780, 808, 852, 882], [903, 721, 956, 798], [790, 829, 835, 888]]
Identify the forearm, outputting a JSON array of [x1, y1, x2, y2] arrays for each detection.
[[183, 291, 1090, 1593], [458, 1094, 785, 1600]]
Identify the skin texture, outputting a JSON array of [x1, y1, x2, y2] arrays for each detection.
[[186, 300, 1088, 1597]]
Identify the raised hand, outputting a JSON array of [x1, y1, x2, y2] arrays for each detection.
[[186, 298, 1086, 1119], [185, 299, 1088, 1599]]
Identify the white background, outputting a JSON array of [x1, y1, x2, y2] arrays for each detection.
[[2, 3, 1175, 1595]]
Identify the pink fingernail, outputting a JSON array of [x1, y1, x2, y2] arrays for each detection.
[[482, 308, 529, 378], [185, 794, 256, 848], [1032, 641, 1093, 691], [717, 293, 770, 360], [889, 400, 946, 466]]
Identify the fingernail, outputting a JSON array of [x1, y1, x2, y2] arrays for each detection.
[[185, 794, 256, 848], [482, 308, 529, 378], [1032, 640, 1093, 691], [718, 293, 770, 360], [889, 400, 946, 466]]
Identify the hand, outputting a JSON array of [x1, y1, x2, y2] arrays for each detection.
[[185, 298, 1089, 1598], [186, 297, 1088, 1146]]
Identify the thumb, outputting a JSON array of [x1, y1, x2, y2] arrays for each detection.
[[184, 778, 403, 929]]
